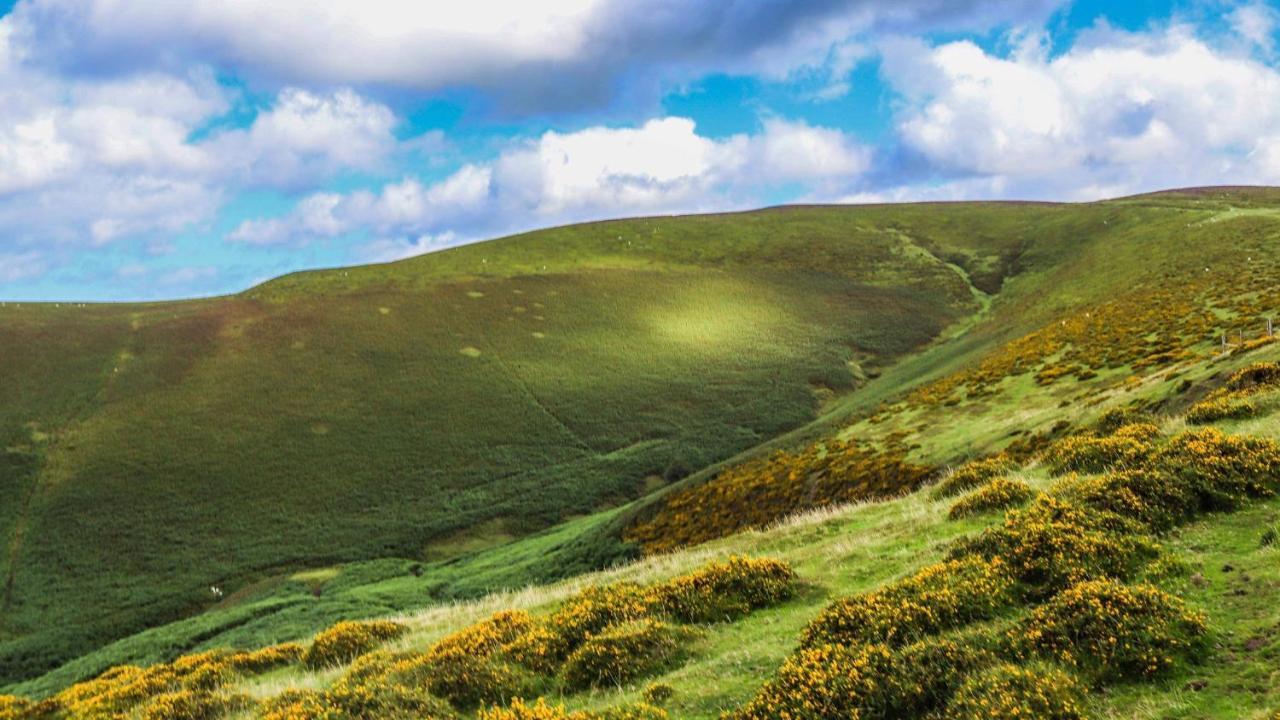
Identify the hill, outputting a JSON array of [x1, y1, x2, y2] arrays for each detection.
[[3, 187, 1280, 703]]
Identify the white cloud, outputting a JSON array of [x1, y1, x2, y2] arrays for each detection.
[[360, 232, 461, 263], [1229, 3, 1278, 55], [229, 116, 871, 249], [0, 18, 400, 271], [208, 89, 398, 188], [8, 0, 1063, 112], [879, 26, 1280, 199], [0, 250, 48, 282]]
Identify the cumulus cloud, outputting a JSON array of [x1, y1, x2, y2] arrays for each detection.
[[229, 116, 871, 253], [875, 25, 1280, 200], [7, 0, 1064, 112], [0, 14, 400, 278], [1229, 3, 1279, 55]]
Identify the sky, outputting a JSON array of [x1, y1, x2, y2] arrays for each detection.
[[1, 0, 1279, 301]]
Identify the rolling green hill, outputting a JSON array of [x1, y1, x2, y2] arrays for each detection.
[[4, 187, 1280, 707]]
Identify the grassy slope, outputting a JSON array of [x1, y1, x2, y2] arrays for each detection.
[[1, 204, 1077, 683], [8, 188, 1280, 697], [241, 341, 1280, 720], [32, 340, 1272, 718]]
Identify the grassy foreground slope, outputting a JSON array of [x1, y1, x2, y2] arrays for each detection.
[[1, 203, 1076, 683]]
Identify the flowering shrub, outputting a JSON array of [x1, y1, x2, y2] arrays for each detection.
[[435, 610, 535, 657], [959, 496, 1157, 597], [941, 663, 1086, 720], [326, 674, 458, 719], [0, 696, 35, 720], [259, 678, 457, 720], [892, 634, 1002, 716], [932, 454, 1015, 499], [525, 583, 654, 665], [137, 689, 250, 720], [560, 619, 689, 690], [479, 698, 667, 720], [412, 645, 536, 710], [1022, 579, 1207, 682], [1053, 468, 1198, 532], [625, 442, 934, 553], [302, 620, 408, 669], [642, 683, 674, 705], [947, 478, 1034, 520], [647, 556, 795, 623], [387, 611, 543, 710], [1186, 393, 1257, 424], [1225, 362, 1280, 391], [728, 643, 897, 720], [1187, 362, 1280, 424], [54, 664, 177, 718], [230, 642, 305, 674], [259, 689, 328, 720], [1045, 424, 1157, 475], [801, 556, 1015, 649], [1154, 428, 1280, 510], [1094, 407, 1154, 435]]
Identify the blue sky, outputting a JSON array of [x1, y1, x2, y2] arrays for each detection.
[[1, 0, 1279, 301]]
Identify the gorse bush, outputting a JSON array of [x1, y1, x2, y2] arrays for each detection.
[[302, 620, 408, 669], [1045, 424, 1158, 475], [1052, 468, 1198, 532], [1153, 427, 1280, 510], [728, 642, 897, 720], [259, 675, 459, 719], [941, 663, 1086, 720], [413, 644, 536, 710], [947, 478, 1034, 520], [136, 688, 249, 720], [478, 698, 668, 720], [625, 442, 934, 553], [957, 496, 1157, 597], [647, 556, 795, 623], [1186, 393, 1257, 424], [932, 454, 1014, 499], [1094, 407, 1155, 435], [560, 619, 689, 690], [801, 556, 1015, 649], [1022, 579, 1208, 682], [230, 642, 305, 674], [1187, 362, 1280, 424], [642, 683, 674, 705]]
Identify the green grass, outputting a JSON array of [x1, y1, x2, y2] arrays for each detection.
[[7, 188, 1280, 697]]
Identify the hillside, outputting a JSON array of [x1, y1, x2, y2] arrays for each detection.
[[3, 187, 1280, 706], [5, 276, 1280, 718]]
